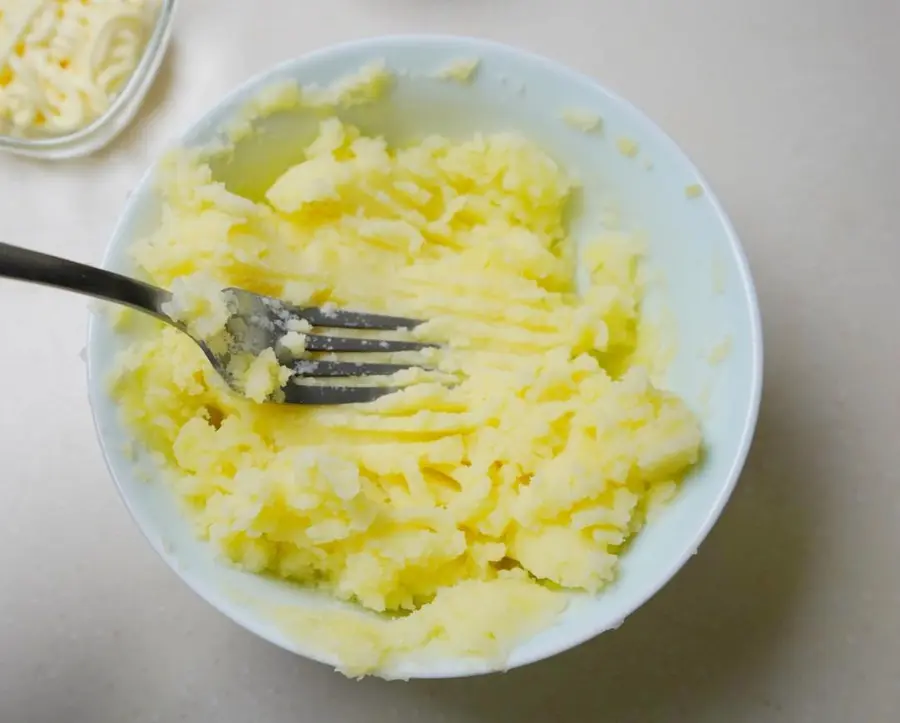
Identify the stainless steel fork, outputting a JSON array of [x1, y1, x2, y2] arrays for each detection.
[[0, 242, 433, 404]]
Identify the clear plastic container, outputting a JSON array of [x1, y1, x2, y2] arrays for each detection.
[[0, 0, 177, 160]]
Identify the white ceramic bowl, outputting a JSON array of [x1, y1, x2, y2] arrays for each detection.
[[87, 35, 762, 679]]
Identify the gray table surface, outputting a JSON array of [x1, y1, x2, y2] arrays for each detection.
[[1, 0, 898, 720]]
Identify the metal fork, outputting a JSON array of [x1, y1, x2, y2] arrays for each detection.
[[0, 242, 432, 405]]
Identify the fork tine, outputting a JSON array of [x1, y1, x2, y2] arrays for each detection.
[[294, 306, 422, 330], [291, 360, 416, 377], [303, 335, 437, 353], [283, 383, 397, 405]]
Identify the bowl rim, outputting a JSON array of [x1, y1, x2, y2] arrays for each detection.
[[87, 33, 764, 679]]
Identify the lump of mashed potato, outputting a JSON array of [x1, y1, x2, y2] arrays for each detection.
[[111, 112, 702, 676]]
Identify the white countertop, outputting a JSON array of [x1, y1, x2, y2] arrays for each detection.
[[1, 1, 898, 720]]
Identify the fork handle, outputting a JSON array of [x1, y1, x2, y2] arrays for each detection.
[[0, 242, 172, 321]]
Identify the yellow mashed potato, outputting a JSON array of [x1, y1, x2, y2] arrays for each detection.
[[112, 111, 702, 676]]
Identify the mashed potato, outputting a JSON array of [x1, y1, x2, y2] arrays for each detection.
[[561, 108, 603, 133], [112, 105, 702, 676], [432, 57, 480, 83], [616, 137, 640, 158]]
